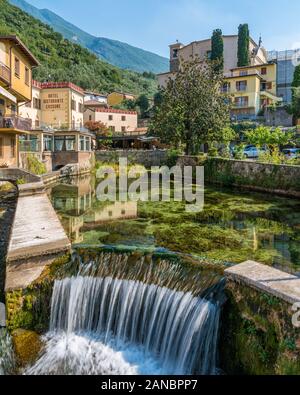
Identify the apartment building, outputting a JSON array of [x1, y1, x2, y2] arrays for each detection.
[[0, 35, 39, 167], [158, 35, 282, 120], [84, 107, 138, 134]]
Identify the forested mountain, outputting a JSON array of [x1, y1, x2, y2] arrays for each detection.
[[9, 0, 169, 74], [0, 0, 158, 96]]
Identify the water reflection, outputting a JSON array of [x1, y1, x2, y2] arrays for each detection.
[[50, 176, 138, 244], [49, 175, 300, 273]]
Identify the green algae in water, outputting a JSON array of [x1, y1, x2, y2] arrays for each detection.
[[49, 176, 300, 273]]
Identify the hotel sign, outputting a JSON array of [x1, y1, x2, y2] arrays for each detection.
[[43, 93, 66, 110]]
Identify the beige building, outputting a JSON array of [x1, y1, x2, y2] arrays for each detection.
[[84, 108, 138, 134], [107, 92, 136, 107], [19, 81, 84, 131], [158, 35, 282, 119]]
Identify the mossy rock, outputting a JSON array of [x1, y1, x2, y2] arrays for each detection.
[[12, 329, 43, 368]]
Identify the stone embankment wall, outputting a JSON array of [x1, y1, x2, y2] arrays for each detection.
[[95, 150, 168, 167], [221, 261, 300, 375], [177, 156, 300, 198]]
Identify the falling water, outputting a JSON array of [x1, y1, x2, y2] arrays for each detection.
[[0, 329, 15, 375], [26, 252, 223, 375]]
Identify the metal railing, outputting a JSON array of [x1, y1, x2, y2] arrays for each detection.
[[0, 116, 32, 131], [35, 122, 88, 133], [0, 61, 10, 84]]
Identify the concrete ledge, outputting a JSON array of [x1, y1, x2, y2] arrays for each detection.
[[7, 193, 71, 264], [225, 260, 300, 305]]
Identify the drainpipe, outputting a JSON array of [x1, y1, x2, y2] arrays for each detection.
[[0, 302, 5, 328]]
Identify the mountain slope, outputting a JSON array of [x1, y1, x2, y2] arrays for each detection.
[[0, 0, 158, 96], [9, 0, 169, 74]]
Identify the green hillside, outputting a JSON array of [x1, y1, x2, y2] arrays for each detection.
[[9, 0, 169, 74], [0, 0, 158, 97]]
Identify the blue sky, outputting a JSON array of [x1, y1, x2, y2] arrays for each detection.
[[27, 0, 300, 57]]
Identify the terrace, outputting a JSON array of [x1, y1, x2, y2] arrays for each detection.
[[0, 115, 32, 133]]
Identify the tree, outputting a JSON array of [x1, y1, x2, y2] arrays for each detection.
[[153, 91, 163, 108], [211, 29, 224, 72], [245, 126, 293, 153], [136, 94, 150, 117], [150, 59, 231, 155], [290, 65, 300, 119], [238, 24, 250, 67], [84, 121, 109, 136]]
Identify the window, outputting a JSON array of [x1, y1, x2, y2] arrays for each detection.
[[206, 51, 212, 60], [236, 80, 247, 92], [235, 96, 249, 107], [44, 136, 53, 151], [239, 71, 248, 76], [10, 137, 15, 158], [172, 49, 178, 59], [33, 98, 41, 110], [109, 115, 113, 121], [121, 126, 126, 132], [35, 119, 40, 128], [0, 138, 3, 158], [25, 67, 30, 85], [110, 126, 115, 132], [267, 82, 272, 90], [261, 67, 267, 75], [221, 82, 230, 93], [54, 136, 75, 151], [121, 210, 126, 215], [71, 100, 76, 111], [85, 137, 90, 151], [89, 115, 92, 121], [11, 105, 16, 114], [80, 136, 85, 151], [79, 103, 84, 113], [121, 115, 126, 121], [14, 57, 20, 77]]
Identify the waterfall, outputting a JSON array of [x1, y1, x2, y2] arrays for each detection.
[[0, 329, 15, 375], [26, 274, 221, 375]]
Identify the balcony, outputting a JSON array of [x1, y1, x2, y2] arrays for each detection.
[[37, 122, 88, 133], [0, 116, 32, 132], [0, 61, 11, 85]]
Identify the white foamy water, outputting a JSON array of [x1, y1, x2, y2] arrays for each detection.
[[26, 276, 221, 375]]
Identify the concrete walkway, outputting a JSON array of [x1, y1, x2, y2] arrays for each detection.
[[7, 193, 70, 264], [225, 260, 300, 305]]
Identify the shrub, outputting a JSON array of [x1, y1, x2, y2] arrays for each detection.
[[26, 155, 47, 175]]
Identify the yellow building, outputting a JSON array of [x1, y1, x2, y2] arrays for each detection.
[[0, 35, 39, 167], [107, 91, 136, 107], [158, 35, 282, 120], [224, 63, 281, 118]]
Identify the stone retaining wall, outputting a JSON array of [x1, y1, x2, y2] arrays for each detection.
[[95, 150, 168, 167], [221, 261, 300, 375], [177, 156, 300, 197]]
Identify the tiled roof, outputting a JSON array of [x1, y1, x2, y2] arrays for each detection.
[[95, 108, 137, 115], [33, 81, 84, 94]]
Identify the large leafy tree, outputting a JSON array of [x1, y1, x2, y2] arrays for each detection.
[[237, 24, 250, 67], [290, 65, 300, 119], [136, 94, 150, 117], [150, 59, 231, 155], [211, 29, 224, 72]]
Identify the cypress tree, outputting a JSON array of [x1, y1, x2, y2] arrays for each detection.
[[291, 65, 300, 119], [237, 24, 250, 67], [211, 29, 224, 72]]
